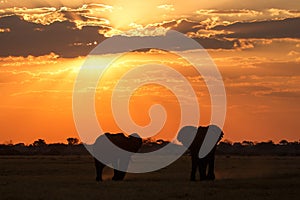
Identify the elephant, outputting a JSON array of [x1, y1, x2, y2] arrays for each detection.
[[93, 132, 143, 181], [177, 125, 224, 181]]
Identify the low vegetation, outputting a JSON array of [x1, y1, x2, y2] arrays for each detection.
[[0, 138, 299, 156]]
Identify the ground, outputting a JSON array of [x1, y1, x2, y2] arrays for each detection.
[[0, 155, 299, 200]]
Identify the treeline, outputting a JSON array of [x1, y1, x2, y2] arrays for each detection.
[[0, 138, 299, 156], [217, 140, 300, 156], [0, 138, 87, 155]]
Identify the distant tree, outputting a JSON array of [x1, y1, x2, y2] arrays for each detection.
[[279, 139, 288, 145], [267, 140, 274, 145], [14, 143, 25, 147], [233, 142, 242, 147], [242, 141, 254, 146], [4, 140, 13, 146], [32, 139, 47, 147], [218, 141, 232, 147], [223, 139, 233, 145], [143, 138, 155, 144], [256, 140, 275, 151], [67, 138, 79, 146], [156, 139, 165, 145]]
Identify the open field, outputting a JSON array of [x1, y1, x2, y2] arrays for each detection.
[[0, 155, 299, 200]]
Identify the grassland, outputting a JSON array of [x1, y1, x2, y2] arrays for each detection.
[[0, 155, 299, 200]]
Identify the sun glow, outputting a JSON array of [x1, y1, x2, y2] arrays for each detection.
[[94, 50, 211, 140], [1, 0, 300, 143]]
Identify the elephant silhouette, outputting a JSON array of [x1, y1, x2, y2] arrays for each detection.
[[177, 125, 224, 181], [93, 133, 142, 181]]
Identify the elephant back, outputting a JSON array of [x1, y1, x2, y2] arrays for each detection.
[[105, 132, 142, 153]]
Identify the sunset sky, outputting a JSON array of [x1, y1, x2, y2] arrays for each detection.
[[0, 0, 300, 144]]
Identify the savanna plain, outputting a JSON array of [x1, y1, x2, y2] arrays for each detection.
[[0, 156, 299, 200]]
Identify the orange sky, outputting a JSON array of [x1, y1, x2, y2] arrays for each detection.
[[0, 1, 300, 144]]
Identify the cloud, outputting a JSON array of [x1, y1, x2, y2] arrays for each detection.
[[0, 54, 81, 85], [288, 50, 300, 56], [224, 74, 300, 98], [261, 90, 300, 98], [1, 5, 300, 57], [0, 53, 59, 66], [0, 4, 113, 31], [214, 17, 300, 39], [0, 14, 238, 57], [193, 37, 239, 49], [157, 4, 175, 11], [0, 27, 9, 32], [0, 0, 105, 9], [146, 19, 240, 49], [151, 9, 300, 41], [170, 19, 202, 34], [0, 15, 106, 57], [145, 15, 300, 49], [10, 90, 72, 97], [209, 9, 260, 15], [255, 61, 300, 76], [0, 7, 66, 25]]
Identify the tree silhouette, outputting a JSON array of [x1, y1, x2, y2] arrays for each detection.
[[32, 139, 47, 147], [67, 138, 79, 146], [242, 141, 254, 146], [279, 140, 288, 145], [223, 139, 232, 145]]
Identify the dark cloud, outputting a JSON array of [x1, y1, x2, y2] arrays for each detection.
[[160, 20, 177, 29], [4, 15, 299, 57], [159, 20, 238, 49], [61, 10, 90, 20], [0, 15, 241, 57], [214, 17, 300, 39], [171, 19, 203, 34], [157, 19, 203, 34], [289, 10, 300, 14], [193, 37, 239, 49], [0, 15, 106, 58]]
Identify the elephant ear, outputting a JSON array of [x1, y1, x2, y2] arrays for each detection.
[[177, 126, 198, 148]]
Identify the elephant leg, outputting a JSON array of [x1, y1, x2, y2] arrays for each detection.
[[112, 159, 121, 181], [207, 156, 215, 180], [112, 169, 122, 181], [113, 170, 126, 181], [118, 157, 130, 180], [113, 157, 129, 181], [207, 147, 216, 180], [199, 158, 208, 181], [94, 158, 104, 182], [190, 155, 198, 181], [118, 171, 126, 180]]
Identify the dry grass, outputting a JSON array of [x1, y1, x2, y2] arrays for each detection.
[[0, 155, 299, 200]]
